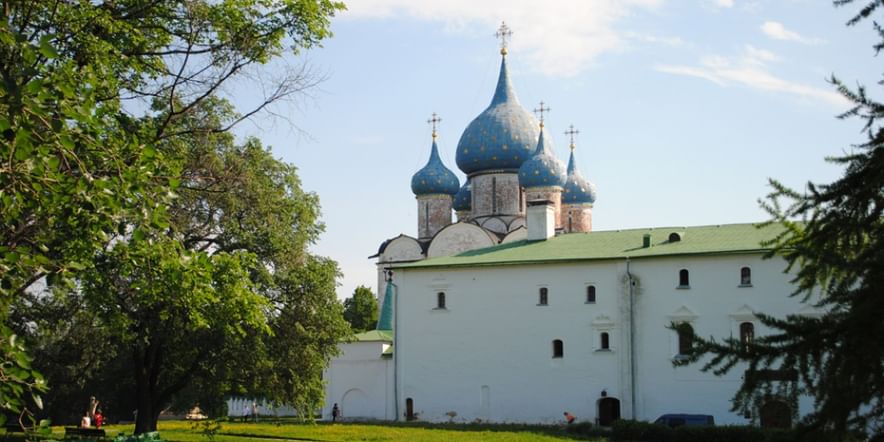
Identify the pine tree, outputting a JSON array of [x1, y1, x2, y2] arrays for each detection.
[[676, 1, 884, 436]]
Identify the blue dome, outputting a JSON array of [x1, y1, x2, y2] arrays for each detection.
[[456, 55, 539, 175], [518, 128, 566, 188], [411, 138, 460, 196], [562, 149, 597, 204], [453, 179, 472, 211]]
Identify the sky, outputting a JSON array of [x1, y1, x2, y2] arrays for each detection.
[[228, 0, 879, 300]]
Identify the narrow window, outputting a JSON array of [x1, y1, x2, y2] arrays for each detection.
[[437, 292, 446, 309], [678, 269, 690, 287], [601, 332, 610, 350], [677, 323, 694, 355], [586, 285, 597, 303], [740, 267, 751, 286], [740, 322, 754, 351], [539, 287, 548, 305], [552, 339, 563, 358], [492, 177, 497, 214]]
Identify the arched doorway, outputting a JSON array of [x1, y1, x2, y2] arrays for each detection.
[[760, 400, 791, 429], [597, 397, 621, 426], [405, 397, 415, 421], [341, 388, 369, 420]]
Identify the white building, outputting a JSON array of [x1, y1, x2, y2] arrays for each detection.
[[324, 27, 813, 427]]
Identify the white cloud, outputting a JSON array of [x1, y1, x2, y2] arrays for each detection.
[[342, 0, 664, 77], [654, 46, 847, 107], [714, 0, 735, 8], [761, 21, 823, 44]]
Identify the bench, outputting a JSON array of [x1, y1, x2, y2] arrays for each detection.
[[64, 427, 106, 439]]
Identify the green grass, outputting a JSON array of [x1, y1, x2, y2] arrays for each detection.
[[112, 420, 604, 442]]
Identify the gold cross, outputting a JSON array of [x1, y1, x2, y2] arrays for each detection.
[[495, 22, 512, 55], [564, 125, 580, 149], [427, 112, 442, 139], [533, 101, 550, 128]]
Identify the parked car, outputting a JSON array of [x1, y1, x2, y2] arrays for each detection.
[[654, 414, 715, 428]]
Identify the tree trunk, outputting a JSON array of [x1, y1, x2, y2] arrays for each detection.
[[133, 343, 162, 435]]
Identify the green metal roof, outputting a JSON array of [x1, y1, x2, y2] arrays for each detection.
[[353, 329, 393, 342], [395, 223, 782, 269]]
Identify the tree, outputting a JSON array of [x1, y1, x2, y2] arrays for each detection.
[[1, 0, 344, 429], [675, 1, 884, 436], [343, 286, 379, 333]]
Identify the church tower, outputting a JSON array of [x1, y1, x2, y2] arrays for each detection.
[[454, 22, 539, 234], [561, 126, 597, 233], [410, 114, 460, 240], [518, 106, 567, 230]]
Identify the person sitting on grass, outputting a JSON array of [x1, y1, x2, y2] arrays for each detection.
[[563, 411, 576, 424]]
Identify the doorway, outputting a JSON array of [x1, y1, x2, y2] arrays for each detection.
[[597, 397, 621, 426]]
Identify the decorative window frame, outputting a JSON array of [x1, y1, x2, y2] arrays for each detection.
[[592, 314, 616, 352]]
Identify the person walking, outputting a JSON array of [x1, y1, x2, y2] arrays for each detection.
[[332, 403, 340, 422]]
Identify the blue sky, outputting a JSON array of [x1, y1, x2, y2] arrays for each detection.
[[229, 0, 878, 300]]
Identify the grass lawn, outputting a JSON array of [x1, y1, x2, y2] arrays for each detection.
[[46, 420, 605, 442]]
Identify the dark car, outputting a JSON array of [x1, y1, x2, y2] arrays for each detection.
[[654, 414, 715, 428]]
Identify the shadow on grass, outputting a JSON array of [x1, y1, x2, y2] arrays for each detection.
[[309, 420, 608, 440]]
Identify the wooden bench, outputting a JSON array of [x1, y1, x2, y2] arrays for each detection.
[[64, 427, 106, 439]]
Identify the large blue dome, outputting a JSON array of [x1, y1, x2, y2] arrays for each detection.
[[456, 55, 539, 175], [518, 128, 566, 188], [411, 138, 460, 196], [453, 179, 472, 211], [562, 148, 597, 204]]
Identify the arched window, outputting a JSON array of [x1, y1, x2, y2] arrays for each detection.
[[437, 292, 446, 309], [740, 322, 754, 351], [677, 323, 694, 355], [740, 267, 752, 286], [678, 269, 690, 287], [586, 286, 597, 304], [601, 332, 610, 350], [552, 339, 563, 358], [539, 287, 548, 305]]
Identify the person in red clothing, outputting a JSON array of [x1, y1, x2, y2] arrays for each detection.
[[563, 411, 576, 424], [93, 409, 104, 428]]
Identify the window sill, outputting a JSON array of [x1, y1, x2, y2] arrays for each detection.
[[594, 349, 613, 353], [537, 304, 549, 307], [676, 285, 690, 290], [432, 307, 448, 312], [738, 284, 753, 288], [585, 301, 596, 305], [672, 354, 691, 362]]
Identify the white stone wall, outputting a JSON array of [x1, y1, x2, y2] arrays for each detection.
[[323, 341, 394, 421], [392, 253, 809, 425], [525, 188, 562, 229]]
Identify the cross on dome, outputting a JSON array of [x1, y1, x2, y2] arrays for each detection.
[[427, 112, 442, 139], [495, 21, 512, 55], [533, 101, 550, 128], [565, 125, 580, 149]]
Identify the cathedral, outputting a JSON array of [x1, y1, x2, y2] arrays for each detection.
[[323, 25, 814, 427]]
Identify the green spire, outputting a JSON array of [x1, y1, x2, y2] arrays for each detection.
[[376, 282, 394, 331]]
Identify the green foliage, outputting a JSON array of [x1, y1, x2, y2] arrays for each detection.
[[674, 1, 884, 436], [2, 0, 346, 432], [343, 286, 379, 333]]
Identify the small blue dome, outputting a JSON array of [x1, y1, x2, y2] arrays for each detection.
[[453, 179, 472, 211], [456, 55, 539, 175], [411, 139, 460, 196], [518, 128, 566, 188], [562, 149, 597, 204]]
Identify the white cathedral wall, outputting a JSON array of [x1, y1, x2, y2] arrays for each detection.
[[323, 341, 393, 421], [393, 252, 811, 425]]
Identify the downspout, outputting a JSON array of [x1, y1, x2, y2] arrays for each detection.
[[626, 257, 637, 419], [392, 279, 400, 422]]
